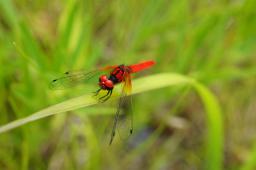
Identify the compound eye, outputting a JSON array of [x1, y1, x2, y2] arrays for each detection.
[[100, 75, 108, 82], [105, 80, 113, 89]]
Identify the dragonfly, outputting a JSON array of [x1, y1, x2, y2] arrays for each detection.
[[50, 60, 155, 144]]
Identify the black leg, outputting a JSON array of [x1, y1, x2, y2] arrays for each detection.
[[99, 90, 112, 103], [99, 90, 110, 100], [101, 90, 112, 102], [93, 89, 101, 96]]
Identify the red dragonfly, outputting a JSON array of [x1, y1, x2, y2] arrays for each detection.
[[51, 60, 155, 144]]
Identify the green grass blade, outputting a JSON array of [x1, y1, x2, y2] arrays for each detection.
[[0, 73, 223, 170], [192, 81, 223, 170], [0, 94, 98, 134]]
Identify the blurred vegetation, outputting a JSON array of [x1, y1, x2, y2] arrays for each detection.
[[0, 0, 256, 170]]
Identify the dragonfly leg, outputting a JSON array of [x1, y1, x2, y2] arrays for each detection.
[[93, 89, 101, 96], [99, 90, 112, 103], [99, 90, 110, 101]]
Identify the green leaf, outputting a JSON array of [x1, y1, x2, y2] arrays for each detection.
[[0, 73, 223, 170]]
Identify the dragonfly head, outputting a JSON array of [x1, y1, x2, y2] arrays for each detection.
[[99, 75, 114, 90]]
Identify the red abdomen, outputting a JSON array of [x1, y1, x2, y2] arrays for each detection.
[[109, 60, 155, 84], [129, 60, 155, 73]]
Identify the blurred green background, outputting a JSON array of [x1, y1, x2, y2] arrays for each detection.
[[0, 0, 256, 170]]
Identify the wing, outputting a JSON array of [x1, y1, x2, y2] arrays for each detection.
[[49, 70, 99, 89], [100, 65, 118, 71], [122, 72, 133, 134], [109, 71, 133, 145], [109, 91, 125, 145], [123, 72, 132, 95], [50, 65, 117, 90]]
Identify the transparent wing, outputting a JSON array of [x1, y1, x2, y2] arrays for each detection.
[[49, 70, 101, 90], [123, 72, 132, 95], [49, 65, 118, 90], [109, 90, 126, 145], [122, 72, 133, 135], [109, 71, 133, 145]]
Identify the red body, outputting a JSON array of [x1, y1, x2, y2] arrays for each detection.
[[98, 60, 155, 90]]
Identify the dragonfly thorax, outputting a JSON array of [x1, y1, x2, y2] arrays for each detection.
[[98, 65, 126, 90], [109, 65, 127, 83]]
